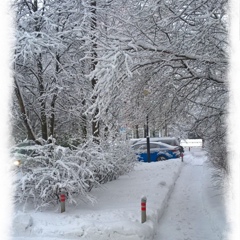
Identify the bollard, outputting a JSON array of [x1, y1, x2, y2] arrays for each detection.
[[141, 196, 147, 223], [60, 193, 66, 213], [189, 147, 191, 151], [180, 153, 184, 162]]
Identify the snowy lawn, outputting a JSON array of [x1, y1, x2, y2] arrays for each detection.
[[12, 148, 227, 240]]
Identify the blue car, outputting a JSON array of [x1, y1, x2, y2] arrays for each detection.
[[132, 141, 180, 162]]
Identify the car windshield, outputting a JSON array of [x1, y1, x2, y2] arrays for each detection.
[[160, 140, 174, 145], [133, 142, 173, 150], [155, 139, 179, 146], [132, 137, 179, 146], [132, 144, 146, 150]]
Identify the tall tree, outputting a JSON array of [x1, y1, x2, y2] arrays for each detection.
[[87, 0, 228, 169], [13, 0, 92, 143]]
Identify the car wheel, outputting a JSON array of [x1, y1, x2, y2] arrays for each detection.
[[157, 155, 167, 161]]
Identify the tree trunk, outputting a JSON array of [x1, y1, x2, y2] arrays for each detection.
[[49, 94, 57, 138], [33, 0, 48, 140], [14, 79, 36, 141], [37, 53, 48, 140], [135, 125, 139, 138], [90, 0, 99, 140], [49, 53, 60, 138]]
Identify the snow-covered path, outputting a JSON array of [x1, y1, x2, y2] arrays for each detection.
[[153, 149, 226, 240]]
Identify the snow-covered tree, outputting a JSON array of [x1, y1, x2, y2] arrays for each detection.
[[86, 0, 228, 170], [12, 0, 94, 143], [13, 138, 137, 209], [12, 0, 228, 171]]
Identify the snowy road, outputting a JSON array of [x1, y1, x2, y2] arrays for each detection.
[[153, 149, 226, 240]]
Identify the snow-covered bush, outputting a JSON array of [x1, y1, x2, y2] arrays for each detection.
[[205, 127, 228, 174], [90, 140, 137, 184], [13, 139, 137, 210]]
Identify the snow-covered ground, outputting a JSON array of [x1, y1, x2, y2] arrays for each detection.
[[153, 149, 228, 240], [12, 148, 228, 240]]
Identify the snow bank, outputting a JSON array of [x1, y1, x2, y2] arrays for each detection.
[[12, 158, 183, 240]]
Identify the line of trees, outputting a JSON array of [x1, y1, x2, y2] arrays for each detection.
[[12, 0, 228, 171]]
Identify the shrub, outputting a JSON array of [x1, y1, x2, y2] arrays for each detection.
[[13, 139, 137, 210]]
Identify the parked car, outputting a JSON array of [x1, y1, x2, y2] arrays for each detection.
[[10, 140, 51, 166], [132, 141, 180, 162], [131, 137, 184, 152]]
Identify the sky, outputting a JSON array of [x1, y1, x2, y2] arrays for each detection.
[[0, 0, 239, 239], [11, 148, 228, 240]]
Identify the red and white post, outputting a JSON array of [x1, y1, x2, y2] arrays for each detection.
[[60, 192, 66, 213], [180, 153, 184, 162], [141, 196, 147, 223]]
